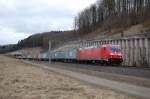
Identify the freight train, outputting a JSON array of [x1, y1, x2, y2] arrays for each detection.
[[18, 44, 123, 65], [51, 44, 123, 65]]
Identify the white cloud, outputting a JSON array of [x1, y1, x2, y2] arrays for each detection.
[[0, 0, 97, 45], [0, 27, 30, 45], [0, 32, 29, 45]]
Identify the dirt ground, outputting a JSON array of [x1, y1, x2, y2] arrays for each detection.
[[0, 55, 138, 99]]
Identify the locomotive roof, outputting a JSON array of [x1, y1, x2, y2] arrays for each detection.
[[79, 44, 121, 50], [102, 44, 121, 47]]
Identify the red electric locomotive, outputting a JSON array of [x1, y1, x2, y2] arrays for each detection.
[[77, 44, 123, 65]]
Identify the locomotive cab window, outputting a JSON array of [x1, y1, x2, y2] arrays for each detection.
[[110, 47, 121, 52]]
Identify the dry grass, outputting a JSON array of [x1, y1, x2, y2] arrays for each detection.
[[0, 55, 138, 99]]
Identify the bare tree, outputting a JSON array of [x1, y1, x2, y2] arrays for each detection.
[[74, 0, 150, 35]]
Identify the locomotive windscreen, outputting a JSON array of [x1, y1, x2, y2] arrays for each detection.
[[110, 47, 121, 52]]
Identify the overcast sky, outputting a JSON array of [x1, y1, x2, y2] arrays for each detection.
[[0, 0, 97, 45]]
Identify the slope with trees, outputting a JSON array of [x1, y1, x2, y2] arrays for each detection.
[[74, 0, 150, 35]]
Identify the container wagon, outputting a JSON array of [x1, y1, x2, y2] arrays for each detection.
[[38, 52, 49, 61], [51, 48, 78, 63]]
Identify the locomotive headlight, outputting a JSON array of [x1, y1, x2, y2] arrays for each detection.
[[110, 53, 114, 55], [118, 53, 122, 56]]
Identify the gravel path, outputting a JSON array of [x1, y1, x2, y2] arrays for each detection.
[[0, 55, 138, 99]]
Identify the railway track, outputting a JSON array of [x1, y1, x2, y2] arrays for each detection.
[[23, 60, 150, 99], [31, 60, 150, 88], [40, 61, 150, 78]]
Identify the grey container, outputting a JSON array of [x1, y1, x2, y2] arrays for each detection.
[[67, 48, 78, 59], [40, 51, 49, 60], [52, 48, 78, 59], [52, 51, 67, 59]]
